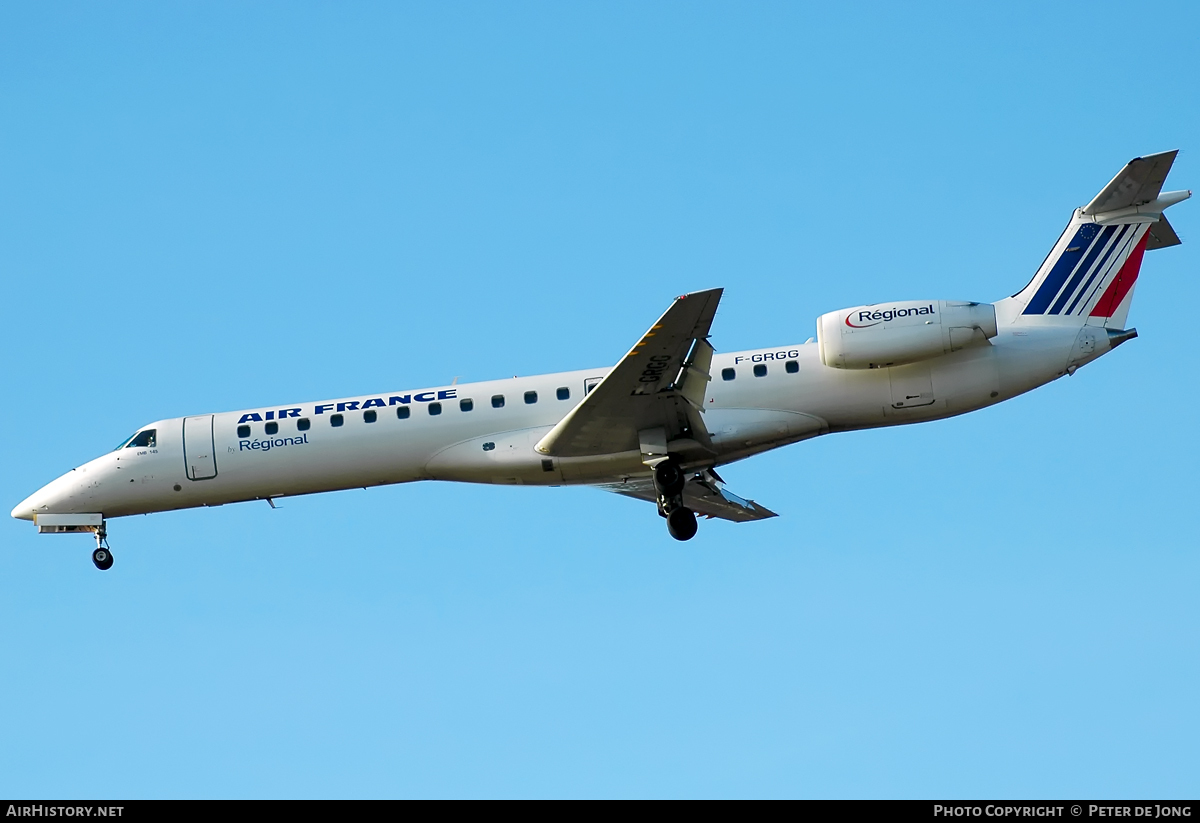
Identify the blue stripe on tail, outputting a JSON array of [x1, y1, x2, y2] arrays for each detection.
[[1049, 225, 1117, 314], [1064, 224, 1131, 315], [1022, 223, 1102, 315]]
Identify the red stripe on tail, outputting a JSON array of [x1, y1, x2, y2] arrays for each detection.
[[1090, 229, 1149, 317]]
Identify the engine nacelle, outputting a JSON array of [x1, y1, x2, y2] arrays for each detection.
[[818, 300, 998, 369]]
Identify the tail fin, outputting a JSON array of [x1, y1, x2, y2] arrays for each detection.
[[1006, 151, 1189, 328]]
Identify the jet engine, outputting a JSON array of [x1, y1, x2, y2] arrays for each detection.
[[818, 300, 998, 369]]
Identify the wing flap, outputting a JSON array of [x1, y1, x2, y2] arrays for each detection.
[[678, 338, 714, 411], [596, 471, 778, 523]]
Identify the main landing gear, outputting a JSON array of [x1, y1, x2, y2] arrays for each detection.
[[654, 458, 698, 542], [92, 523, 113, 571]]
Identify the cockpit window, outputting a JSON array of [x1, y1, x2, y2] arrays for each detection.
[[117, 429, 157, 450]]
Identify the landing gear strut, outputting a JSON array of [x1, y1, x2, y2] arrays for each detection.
[[654, 458, 698, 542], [92, 523, 113, 571]]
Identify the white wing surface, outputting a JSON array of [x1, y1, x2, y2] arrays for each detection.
[[535, 288, 723, 458]]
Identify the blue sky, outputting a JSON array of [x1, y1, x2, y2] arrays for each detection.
[[1, 1, 1197, 798]]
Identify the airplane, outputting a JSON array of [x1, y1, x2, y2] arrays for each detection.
[[11, 151, 1191, 570]]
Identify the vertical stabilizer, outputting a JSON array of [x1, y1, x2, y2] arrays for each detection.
[[1002, 152, 1188, 328]]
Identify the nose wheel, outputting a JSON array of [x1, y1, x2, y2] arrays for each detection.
[[92, 523, 113, 571]]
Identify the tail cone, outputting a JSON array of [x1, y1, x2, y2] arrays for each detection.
[[1107, 328, 1138, 349]]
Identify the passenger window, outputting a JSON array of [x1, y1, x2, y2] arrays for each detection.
[[584, 377, 603, 395], [524, 391, 537, 404], [236, 425, 250, 438], [722, 368, 736, 381], [754, 364, 767, 377], [363, 410, 377, 423], [297, 418, 311, 431], [556, 387, 570, 400], [330, 414, 344, 427], [786, 359, 799, 374], [429, 402, 442, 416], [265, 422, 279, 435], [460, 398, 474, 412], [491, 395, 505, 408], [396, 406, 410, 419]]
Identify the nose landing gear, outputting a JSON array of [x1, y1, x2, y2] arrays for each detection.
[[654, 458, 698, 542], [92, 523, 113, 571]]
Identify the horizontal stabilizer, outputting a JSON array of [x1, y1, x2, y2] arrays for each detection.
[[1083, 151, 1178, 215], [596, 471, 777, 523], [1146, 214, 1181, 250]]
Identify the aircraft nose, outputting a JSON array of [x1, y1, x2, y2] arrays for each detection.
[[11, 476, 70, 521], [11, 492, 40, 521]]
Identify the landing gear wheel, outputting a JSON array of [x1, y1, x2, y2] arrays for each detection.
[[92, 547, 113, 571], [666, 507, 698, 541], [653, 458, 686, 498]]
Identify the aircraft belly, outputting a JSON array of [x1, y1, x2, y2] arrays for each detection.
[[991, 328, 1081, 399], [707, 408, 826, 452], [556, 451, 647, 483], [931, 345, 1000, 414], [793, 366, 892, 430], [425, 427, 569, 485]]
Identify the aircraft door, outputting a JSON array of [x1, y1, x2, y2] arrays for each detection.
[[888, 363, 936, 409], [183, 415, 218, 480]]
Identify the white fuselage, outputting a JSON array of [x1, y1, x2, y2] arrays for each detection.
[[11, 320, 1103, 522]]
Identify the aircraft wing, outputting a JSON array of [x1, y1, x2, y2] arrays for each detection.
[[535, 288, 723, 458], [595, 470, 778, 523]]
